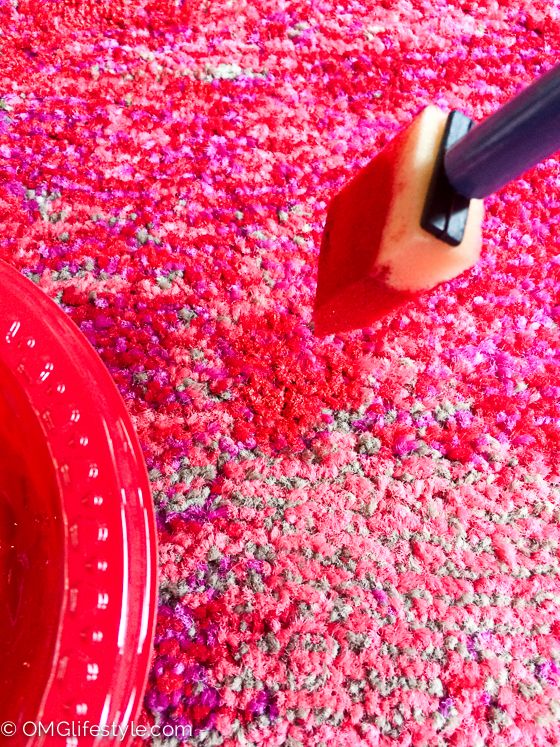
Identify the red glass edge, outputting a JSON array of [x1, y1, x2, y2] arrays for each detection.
[[0, 259, 158, 745]]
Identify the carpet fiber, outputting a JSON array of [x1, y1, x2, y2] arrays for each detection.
[[1, 1, 560, 745]]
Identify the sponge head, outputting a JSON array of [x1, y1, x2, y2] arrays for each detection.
[[314, 106, 484, 336]]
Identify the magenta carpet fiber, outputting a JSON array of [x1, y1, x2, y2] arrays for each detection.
[[2, 1, 560, 745]]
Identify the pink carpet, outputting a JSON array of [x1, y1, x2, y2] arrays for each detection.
[[1, 1, 560, 745]]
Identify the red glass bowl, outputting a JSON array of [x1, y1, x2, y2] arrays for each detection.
[[0, 259, 157, 745]]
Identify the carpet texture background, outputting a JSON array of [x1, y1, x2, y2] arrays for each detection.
[[1, 1, 560, 745]]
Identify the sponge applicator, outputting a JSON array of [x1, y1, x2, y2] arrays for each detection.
[[314, 64, 560, 336]]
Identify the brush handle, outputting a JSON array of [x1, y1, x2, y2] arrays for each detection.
[[444, 64, 560, 199]]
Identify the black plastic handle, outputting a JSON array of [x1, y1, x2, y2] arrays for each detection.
[[445, 64, 560, 199]]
